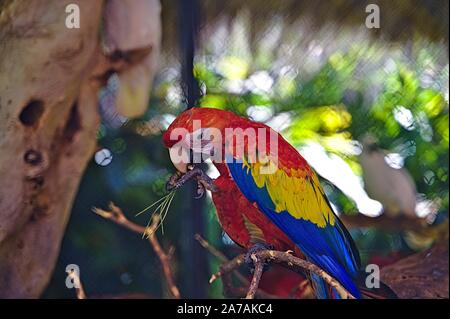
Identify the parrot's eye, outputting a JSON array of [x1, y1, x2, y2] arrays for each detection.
[[188, 128, 215, 163]]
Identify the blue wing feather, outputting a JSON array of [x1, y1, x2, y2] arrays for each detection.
[[226, 159, 361, 298]]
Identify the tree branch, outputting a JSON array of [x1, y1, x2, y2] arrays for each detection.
[[93, 202, 181, 299], [210, 250, 355, 299], [245, 254, 265, 299], [340, 213, 429, 232]]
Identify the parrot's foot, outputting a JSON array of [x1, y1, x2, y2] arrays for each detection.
[[166, 165, 217, 197], [245, 242, 274, 268]]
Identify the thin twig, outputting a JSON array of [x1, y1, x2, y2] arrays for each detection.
[[67, 270, 87, 299], [195, 234, 249, 285], [194, 233, 229, 262], [245, 254, 265, 299], [147, 215, 181, 298], [93, 202, 181, 299], [94, 202, 146, 234]]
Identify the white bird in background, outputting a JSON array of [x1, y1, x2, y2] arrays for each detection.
[[359, 136, 446, 251], [359, 135, 417, 218]]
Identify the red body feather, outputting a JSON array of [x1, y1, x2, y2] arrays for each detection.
[[212, 162, 303, 255]]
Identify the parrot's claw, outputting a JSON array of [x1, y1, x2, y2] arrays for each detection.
[[166, 166, 217, 195], [198, 176, 217, 193], [245, 242, 274, 268], [194, 181, 206, 199], [166, 171, 183, 191]]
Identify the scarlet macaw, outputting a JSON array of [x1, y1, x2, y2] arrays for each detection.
[[162, 107, 370, 299]]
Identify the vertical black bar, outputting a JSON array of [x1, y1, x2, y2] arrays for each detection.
[[178, 0, 208, 298], [180, 0, 201, 109]]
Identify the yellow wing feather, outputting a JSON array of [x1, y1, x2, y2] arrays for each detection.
[[249, 161, 335, 228]]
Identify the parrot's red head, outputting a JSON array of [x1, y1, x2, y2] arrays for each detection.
[[162, 108, 238, 146], [162, 107, 251, 173], [162, 107, 292, 175]]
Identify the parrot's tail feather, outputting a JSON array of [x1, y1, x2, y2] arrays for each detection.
[[356, 274, 398, 299], [310, 268, 398, 299], [310, 274, 335, 299], [307, 255, 361, 299], [305, 255, 361, 299], [310, 274, 359, 299]]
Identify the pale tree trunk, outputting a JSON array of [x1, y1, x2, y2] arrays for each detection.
[[0, 0, 160, 298]]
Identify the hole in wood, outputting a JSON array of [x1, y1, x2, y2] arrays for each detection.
[[29, 176, 45, 190], [24, 149, 43, 166], [19, 99, 44, 126], [63, 100, 81, 142]]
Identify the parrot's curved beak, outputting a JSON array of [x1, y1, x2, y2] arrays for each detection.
[[169, 144, 189, 173]]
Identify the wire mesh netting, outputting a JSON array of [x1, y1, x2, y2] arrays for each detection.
[[44, 0, 448, 298]]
